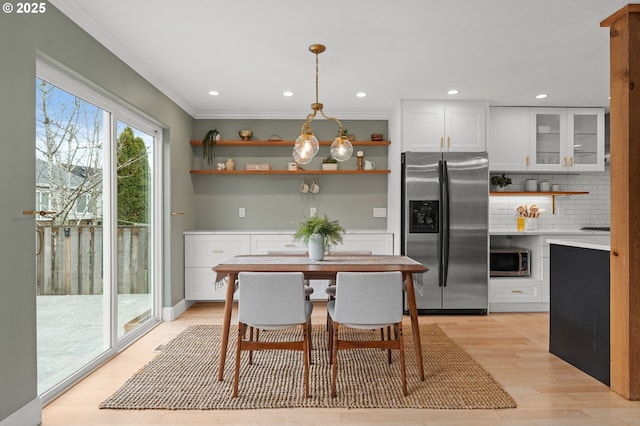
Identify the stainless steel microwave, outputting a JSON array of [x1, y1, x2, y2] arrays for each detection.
[[490, 248, 530, 277]]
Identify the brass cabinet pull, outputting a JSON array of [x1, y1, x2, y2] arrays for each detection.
[[440, 137, 444, 148], [171, 211, 185, 216], [23, 210, 56, 216], [447, 136, 451, 148], [569, 156, 574, 167], [525, 155, 530, 167], [562, 156, 567, 167], [511, 289, 524, 294]]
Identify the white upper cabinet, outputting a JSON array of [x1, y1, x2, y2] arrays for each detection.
[[489, 107, 605, 172], [529, 108, 568, 171], [567, 108, 605, 171], [488, 107, 531, 171], [530, 108, 605, 172], [402, 100, 487, 152]]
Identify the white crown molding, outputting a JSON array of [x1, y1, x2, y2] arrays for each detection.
[[49, 0, 197, 118], [194, 110, 390, 120]]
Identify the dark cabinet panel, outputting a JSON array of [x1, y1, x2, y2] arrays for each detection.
[[549, 244, 610, 385]]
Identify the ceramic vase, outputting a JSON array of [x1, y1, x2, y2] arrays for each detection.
[[308, 233, 325, 261]]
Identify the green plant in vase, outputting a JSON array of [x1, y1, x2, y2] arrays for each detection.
[[202, 129, 220, 166], [491, 173, 512, 191], [294, 214, 345, 260]]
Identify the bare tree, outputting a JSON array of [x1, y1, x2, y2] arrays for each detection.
[[35, 80, 150, 226]]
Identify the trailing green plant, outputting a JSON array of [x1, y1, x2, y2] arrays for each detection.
[[322, 155, 338, 164], [202, 129, 219, 165], [491, 173, 512, 187], [294, 214, 345, 248]]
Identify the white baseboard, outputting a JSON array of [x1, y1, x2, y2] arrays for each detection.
[[0, 397, 41, 426], [162, 299, 194, 321]]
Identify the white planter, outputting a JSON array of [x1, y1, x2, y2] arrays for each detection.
[[308, 233, 325, 261], [322, 163, 338, 171]]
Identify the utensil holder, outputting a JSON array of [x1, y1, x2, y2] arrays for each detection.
[[524, 218, 538, 231]]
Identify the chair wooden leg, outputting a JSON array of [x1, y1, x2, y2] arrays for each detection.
[[306, 317, 313, 365], [233, 322, 243, 398], [397, 322, 408, 396], [387, 325, 392, 365], [302, 322, 310, 398], [331, 321, 339, 398], [327, 315, 334, 364], [248, 327, 254, 365]]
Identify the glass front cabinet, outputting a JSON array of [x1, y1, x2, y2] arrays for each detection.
[[529, 108, 604, 172]]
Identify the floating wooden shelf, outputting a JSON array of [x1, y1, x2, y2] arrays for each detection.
[[190, 169, 390, 175], [490, 191, 589, 214], [190, 140, 391, 147]]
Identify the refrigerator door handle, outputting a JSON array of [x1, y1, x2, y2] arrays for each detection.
[[441, 160, 450, 287]]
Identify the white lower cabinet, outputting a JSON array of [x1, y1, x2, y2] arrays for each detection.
[[184, 231, 394, 301], [184, 233, 250, 301], [489, 278, 543, 304], [489, 234, 548, 312]]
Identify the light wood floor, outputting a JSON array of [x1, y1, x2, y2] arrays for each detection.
[[42, 302, 640, 425]]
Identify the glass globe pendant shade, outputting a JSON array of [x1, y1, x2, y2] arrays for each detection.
[[293, 132, 319, 164], [330, 136, 353, 162]]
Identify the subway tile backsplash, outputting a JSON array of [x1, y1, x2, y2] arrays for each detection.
[[489, 168, 610, 230]]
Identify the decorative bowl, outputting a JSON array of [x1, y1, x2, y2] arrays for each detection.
[[239, 130, 253, 141]]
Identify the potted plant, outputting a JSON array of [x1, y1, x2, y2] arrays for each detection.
[[202, 129, 220, 166], [491, 173, 512, 191], [294, 214, 345, 261], [321, 155, 338, 171]]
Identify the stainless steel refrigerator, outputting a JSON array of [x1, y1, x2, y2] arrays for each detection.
[[401, 151, 489, 314]]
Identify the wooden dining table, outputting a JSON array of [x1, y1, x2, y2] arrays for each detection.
[[212, 254, 428, 382]]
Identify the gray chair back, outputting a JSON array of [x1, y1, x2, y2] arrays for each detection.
[[237, 271, 308, 328], [333, 271, 403, 327]]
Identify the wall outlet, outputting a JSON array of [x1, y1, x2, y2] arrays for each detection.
[[310, 207, 317, 216], [373, 208, 387, 218], [238, 207, 245, 218]]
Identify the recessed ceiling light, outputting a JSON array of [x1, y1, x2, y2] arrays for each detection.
[[208, 90, 219, 96], [536, 93, 548, 99], [283, 91, 293, 97], [356, 92, 367, 98], [447, 89, 459, 95]]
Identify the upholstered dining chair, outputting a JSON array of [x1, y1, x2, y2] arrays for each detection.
[[327, 271, 407, 397], [324, 250, 372, 329], [265, 249, 314, 299], [233, 271, 313, 398]]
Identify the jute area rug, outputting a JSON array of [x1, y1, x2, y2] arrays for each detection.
[[100, 324, 516, 410]]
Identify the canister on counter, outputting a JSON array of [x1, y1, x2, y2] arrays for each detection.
[[525, 179, 537, 191], [538, 181, 551, 192]]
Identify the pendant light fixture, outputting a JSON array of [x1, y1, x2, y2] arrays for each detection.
[[293, 44, 353, 164]]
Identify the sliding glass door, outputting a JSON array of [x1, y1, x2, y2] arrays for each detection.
[[35, 78, 110, 394], [35, 65, 162, 401], [115, 120, 155, 339]]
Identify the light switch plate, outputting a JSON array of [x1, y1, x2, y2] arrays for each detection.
[[238, 207, 245, 218], [373, 208, 387, 218]]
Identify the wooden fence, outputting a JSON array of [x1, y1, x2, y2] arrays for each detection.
[[36, 224, 149, 295]]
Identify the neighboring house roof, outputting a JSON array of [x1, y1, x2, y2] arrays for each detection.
[[35, 158, 91, 189]]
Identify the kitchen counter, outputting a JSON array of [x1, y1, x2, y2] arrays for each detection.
[[184, 229, 391, 235], [490, 228, 610, 236], [546, 236, 610, 251]]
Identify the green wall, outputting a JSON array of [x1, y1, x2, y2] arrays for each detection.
[[0, 4, 194, 423], [192, 119, 389, 230]]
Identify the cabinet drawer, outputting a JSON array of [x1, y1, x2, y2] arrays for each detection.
[[489, 278, 542, 303], [185, 234, 250, 267], [185, 267, 236, 301], [339, 234, 394, 254], [250, 234, 306, 254]]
